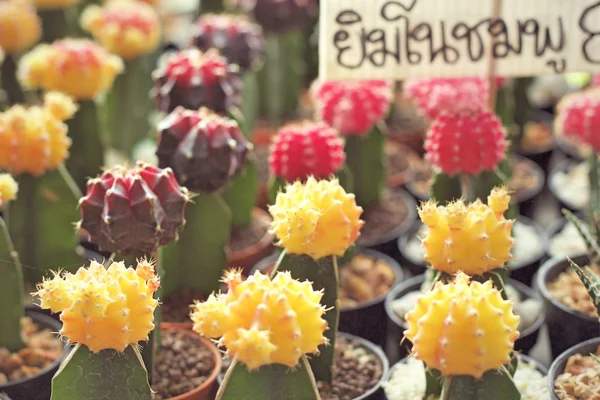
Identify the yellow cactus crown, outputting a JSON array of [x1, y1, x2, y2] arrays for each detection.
[[0, 173, 18, 207], [34, 259, 160, 352], [418, 187, 514, 276], [81, 0, 161, 60], [404, 272, 520, 378], [191, 270, 328, 370], [18, 38, 124, 100], [268, 176, 364, 260], [0, 0, 41, 54], [0, 92, 77, 176], [33, 0, 81, 10]]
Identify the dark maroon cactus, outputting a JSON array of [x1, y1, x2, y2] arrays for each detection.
[[192, 14, 264, 73], [151, 48, 243, 114], [156, 107, 251, 194], [77, 162, 190, 256], [226, 0, 317, 35]]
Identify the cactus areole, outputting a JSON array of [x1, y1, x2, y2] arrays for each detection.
[[77, 162, 190, 256], [151, 48, 242, 114], [156, 107, 251, 194], [269, 121, 345, 182]]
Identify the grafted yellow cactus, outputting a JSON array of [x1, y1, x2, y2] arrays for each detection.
[[0, 174, 18, 207], [33, 0, 80, 9], [18, 38, 124, 100], [0, 0, 41, 54], [269, 176, 364, 260], [418, 187, 514, 275], [0, 92, 77, 176], [191, 270, 328, 370], [81, 0, 161, 60], [34, 259, 160, 352], [404, 272, 520, 378]]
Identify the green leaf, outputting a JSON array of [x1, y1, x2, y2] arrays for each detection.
[[344, 126, 386, 208], [568, 259, 600, 320], [425, 367, 443, 397], [160, 193, 231, 297], [51, 344, 153, 400], [440, 367, 520, 400], [276, 253, 339, 383], [222, 160, 259, 228], [217, 358, 320, 400], [430, 173, 462, 205]]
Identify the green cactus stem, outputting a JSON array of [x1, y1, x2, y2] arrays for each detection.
[[51, 344, 153, 400], [439, 366, 520, 400], [102, 56, 155, 159], [66, 100, 105, 192], [0, 172, 81, 283], [470, 168, 505, 206], [217, 357, 320, 400], [0, 54, 25, 106], [511, 78, 534, 150], [0, 213, 25, 352], [38, 9, 70, 43], [241, 72, 260, 138], [587, 153, 600, 242], [344, 125, 386, 208], [160, 193, 231, 297], [222, 160, 259, 227], [430, 173, 462, 205]]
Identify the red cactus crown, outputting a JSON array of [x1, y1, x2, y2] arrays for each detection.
[[555, 89, 600, 152], [161, 48, 231, 87]]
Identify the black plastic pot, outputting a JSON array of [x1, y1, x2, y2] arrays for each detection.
[[356, 189, 417, 261], [383, 353, 548, 400], [396, 216, 545, 286], [547, 337, 600, 400], [252, 248, 405, 348], [548, 158, 587, 214], [216, 332, 390, 400], [405, 156, 544, 219], [556, 135, 590, 162], [516, 110, 557, 173], [0, 309, 68, 400], [535, 254, 600, 359], [384, 275, 545, 364]]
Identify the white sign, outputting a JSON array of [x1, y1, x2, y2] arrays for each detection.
[[319, 0, 600, 80]]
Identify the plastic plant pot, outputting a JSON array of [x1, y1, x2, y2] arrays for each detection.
[[548, 158, 587, 214]]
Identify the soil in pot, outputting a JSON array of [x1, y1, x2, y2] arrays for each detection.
[[386, 94, 428, 154], [549, 160, 588, 212], [517, 120, 556, 166], [0, 316, 63, 385], [227, 208, 274, 275], [254, 145, 270, 208], [162, 289, 204, 324], [152, 328, 219, 400], [553, 343, 600, 399], [547, 264, 600, 320], [383, 355, 550, 400], [385, 142, 421, 188]]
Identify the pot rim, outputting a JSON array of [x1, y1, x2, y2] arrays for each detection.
[[556, 135, 590, 161], [535, 254, 599, 324], [160, 326, 222, 400], [386, 142, 421, 187], [542, 214, 586, 258], [384, 275, 546, 342], [251, 247, 405, 312], [547, 337, 600, 399], [356, 189, 418, 248], [548, 158, 587, 212], [0, 310, 69, 390], [397, 215, 546, 272], [226, 207, 274, 261]]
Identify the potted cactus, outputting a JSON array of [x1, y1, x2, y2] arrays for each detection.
[[0, 172, 68, 400], [0, 0, 41, 106], [0, 92, 89, 282], [80, 0, 162, 159], [310, 79, 417, 255], [18, 37, 124, 191]]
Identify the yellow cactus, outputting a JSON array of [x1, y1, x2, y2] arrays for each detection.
[[18, 38, 124, 100], [404, 272, 520, 378], [269, 177, 364, 260], [418, 187, 514, 275], [34, 259, 160, 353], [33, 0, 80, 9], [103, 0, 160, 6], [81, 0, 161, 60], [0, 0, 41, 54], [0, 92, 77, 176], [191, 270, 328, 370], [0, 174, 18, 207]]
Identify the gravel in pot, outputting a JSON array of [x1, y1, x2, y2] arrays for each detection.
[[397, 216, 545, 286], [548, 337, 600, 400], [252, 248, 404, 348], [536, 254, 600, 359], [516, 110, 557, 172], [543, 215, 587, 261], [549, 159, 588, 213], [384, 275, 545, 363]]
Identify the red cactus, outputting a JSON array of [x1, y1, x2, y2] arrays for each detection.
[[225, 0, 316, 34], [404, 77, 504, 120], [192, 14, 264, 73], [555, 88, 600, 152], [593, 74, 600, 87], [425, 110, 507, 175], [151, 48, 242, 114], [156, 107, 251, 193], [77, 162, 190, 255], [311, 80, 393, 136], [269, 121, 345, 182]]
